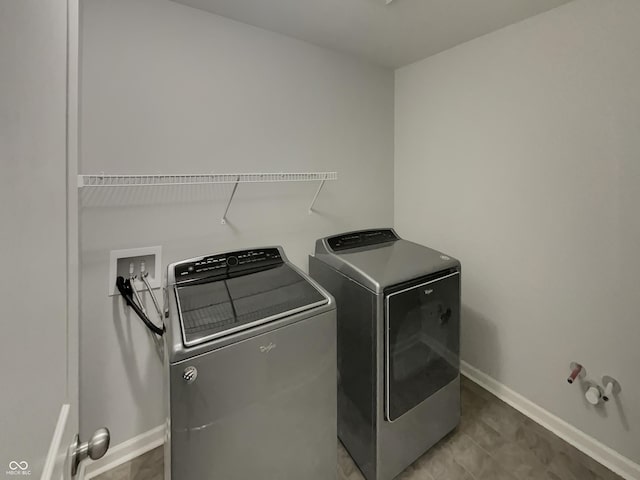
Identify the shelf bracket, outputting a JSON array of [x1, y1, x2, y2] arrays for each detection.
[[221, 176, 240, 224], [308, 174, 328, 214]]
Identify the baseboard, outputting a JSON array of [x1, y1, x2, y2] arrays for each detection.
[[461, 361, 640, 480], [84, 424, 165, 479]]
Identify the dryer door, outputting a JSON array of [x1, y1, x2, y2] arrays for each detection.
[[385, 271, 460, 422]]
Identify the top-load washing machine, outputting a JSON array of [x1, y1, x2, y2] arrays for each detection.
[[309, 229, 461, 480], [165, 246, 337, 480]]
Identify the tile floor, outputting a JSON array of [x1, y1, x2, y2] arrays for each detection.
[[93, 376, 622, 480]]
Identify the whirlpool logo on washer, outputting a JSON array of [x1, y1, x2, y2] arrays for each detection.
[[424, 289, 434, 295], [6, 461, 30, 476], [259, 342, 276, 353]]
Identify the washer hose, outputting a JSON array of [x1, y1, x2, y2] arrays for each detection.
[[116, 276, 165, 336]]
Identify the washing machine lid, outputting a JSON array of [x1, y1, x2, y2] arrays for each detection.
[[314, 229, 460, 293], [172, 248, 329, 347]]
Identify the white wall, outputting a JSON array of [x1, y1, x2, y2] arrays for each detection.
[[395, 0, 640, 465], [0, 1, 69, 477], [79, 0, 394, 444]]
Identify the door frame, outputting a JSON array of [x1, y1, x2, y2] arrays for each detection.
[[40, 0, 81, 478]]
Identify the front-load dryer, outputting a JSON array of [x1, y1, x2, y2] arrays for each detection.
[[309, 229, 460, 480], [165, 246, 337, 480]]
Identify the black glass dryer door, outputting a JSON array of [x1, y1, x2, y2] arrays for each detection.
[[385, 271, 460, 422]]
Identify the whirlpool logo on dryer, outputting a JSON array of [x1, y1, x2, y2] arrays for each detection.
[[6, 461, 30, 476], [259, 342, 276, 353]]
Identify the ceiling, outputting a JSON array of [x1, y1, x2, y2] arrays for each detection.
[[172, 0, 573, 68]]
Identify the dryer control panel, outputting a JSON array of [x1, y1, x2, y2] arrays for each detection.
[[174, 248, 283, 282], [327, 229, 398, 252]]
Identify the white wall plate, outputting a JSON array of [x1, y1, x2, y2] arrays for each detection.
[[108, 246, 162, 296]]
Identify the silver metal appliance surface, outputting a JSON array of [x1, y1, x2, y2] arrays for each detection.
[[165, 246, 337, 480], [310, 229, 461, 480]]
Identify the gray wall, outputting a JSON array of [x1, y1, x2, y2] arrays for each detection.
[[79, 0, 394, 443], [395, 0, 640, 464], [0, 1, 69, 477]]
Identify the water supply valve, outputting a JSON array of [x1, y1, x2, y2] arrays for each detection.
[[585, 384, 603, 405], [602, 376, 621, 402]]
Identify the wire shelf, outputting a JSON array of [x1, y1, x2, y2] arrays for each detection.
[[77, 172, 337, 188], [77, 172, 338, 223]]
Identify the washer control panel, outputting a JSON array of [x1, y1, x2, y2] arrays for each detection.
[[174, 248, 282, 281], [327, 229, 398, 252]]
